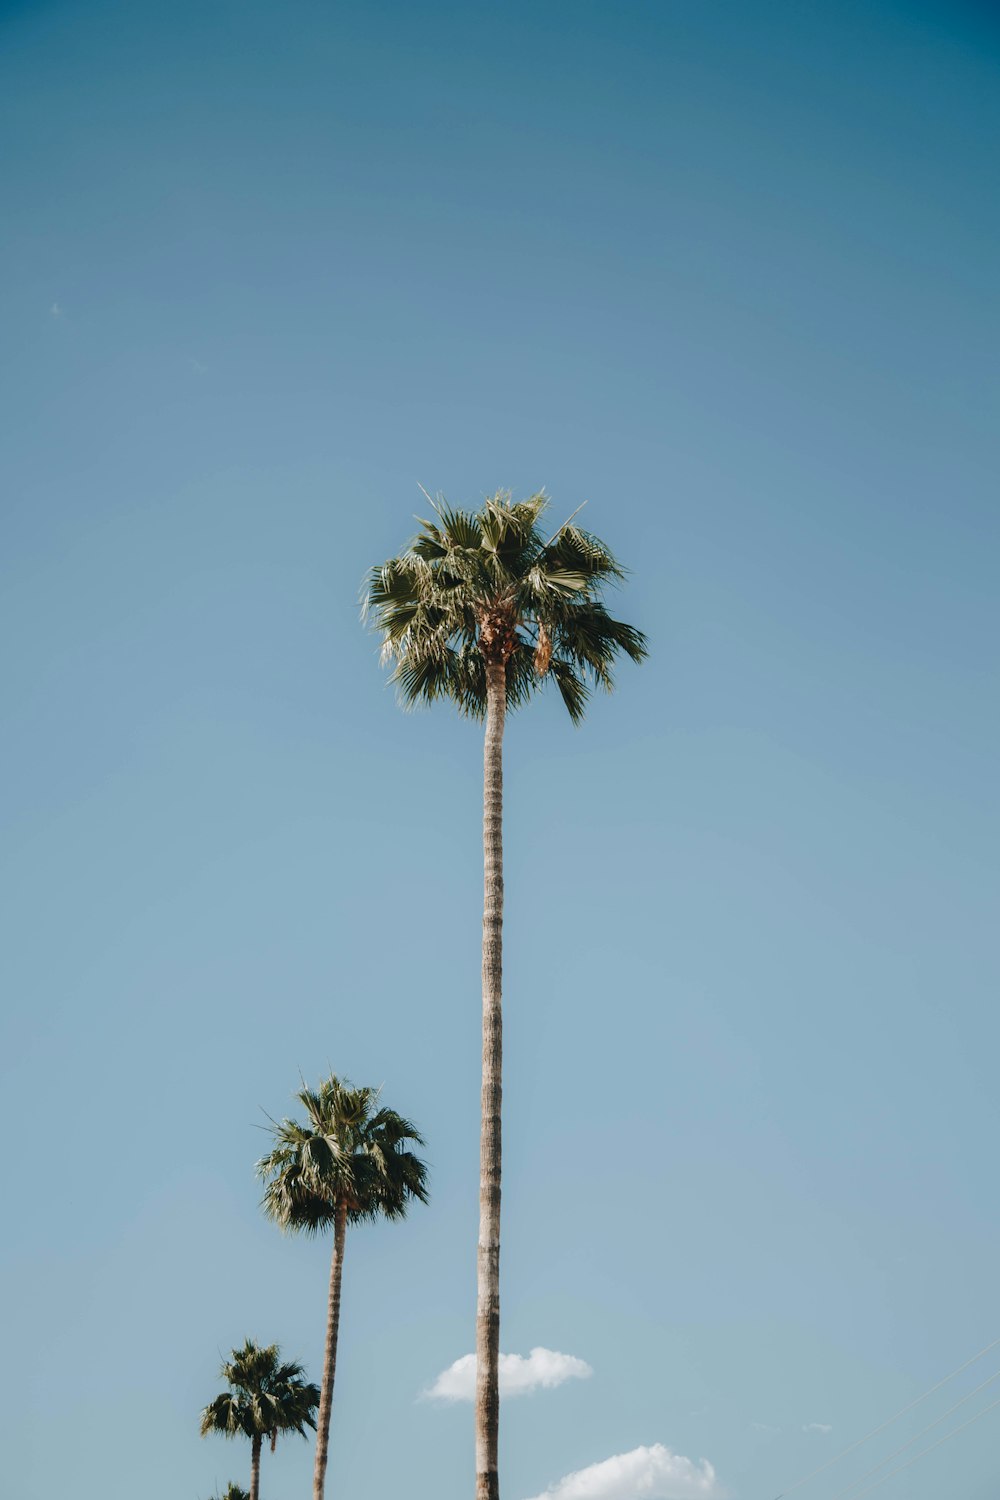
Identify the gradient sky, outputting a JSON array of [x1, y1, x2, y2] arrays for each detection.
[[2, 3, 999, 1499]]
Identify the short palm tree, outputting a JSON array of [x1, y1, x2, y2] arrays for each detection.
[[210, 1486, 250, 1500], [200, 1339, 319, 1500], [257, 1076, 429, 1500], [364, 492, 646, 1500]]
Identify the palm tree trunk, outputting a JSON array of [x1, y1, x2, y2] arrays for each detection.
[[249, 1434, 262, 1500], [476, 658, 505, 1500], [313, 1199, 348, 1500]]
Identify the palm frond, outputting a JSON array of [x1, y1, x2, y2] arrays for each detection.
[[540, 523, 626, 584], [554, 602, 648, 684], [548, 657, 590, 725], [409, 517, 449, 561], [393, 648, 460, 708], [433, 504, 484, 551]]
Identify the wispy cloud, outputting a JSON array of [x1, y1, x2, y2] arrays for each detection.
[[524, 1443, 726, 1500], [424, 1347, 592, 1403], [803, 1422, 833, 1434], [50, 302, 62, 318], [752, 1422, 781, 1434]]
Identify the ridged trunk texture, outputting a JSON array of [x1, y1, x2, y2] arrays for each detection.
[[249, 1434, 262, 1500], [313, 1199, 348, 1500], [476, 659, 505, 1500]]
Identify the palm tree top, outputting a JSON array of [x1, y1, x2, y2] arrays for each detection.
[[256, 1075, 429, 1236], [200, 1338, 320, 1444], [363, 490, 647, 723]]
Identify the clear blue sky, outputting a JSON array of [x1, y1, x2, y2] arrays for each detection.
[[2, 3, 998, 1498]]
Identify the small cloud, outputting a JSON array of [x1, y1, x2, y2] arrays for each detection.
[[524, 1443, 726, 1500], [190, 358, 208, 375], [751, 1422, 781, 1435], [803, 1422, 833, 1434], [424, 1347, 592, 1403], [50, 302, 62, 318]]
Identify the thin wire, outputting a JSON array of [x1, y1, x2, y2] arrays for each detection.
[[773, 1334, 1000, 1498], [848, 1392, 1000, 1500], [826, 1366, 1000, 1500]]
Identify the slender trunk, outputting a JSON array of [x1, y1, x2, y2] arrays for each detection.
[[476, 659, 505, 1500], [249, 1433, 262, 1500], [313, 1199, 348, 1500]]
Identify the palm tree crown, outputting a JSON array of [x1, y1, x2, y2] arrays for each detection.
[[200, 1340, 319, 1450], [257, 1077, 429, 1231], [363, 490, 648, 723]]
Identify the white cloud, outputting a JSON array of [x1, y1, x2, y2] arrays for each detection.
[[751, 1422, 780, 1434], [803, 1422, 832, 1434], [50, 302, 62, 318], [524, 1443, 726, 1500], [424, 1347, 592, 1402]]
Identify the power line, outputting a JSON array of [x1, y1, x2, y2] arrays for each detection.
[[826, 1366, 1000, 1500], [847, 1391, 1000, 1500], [773, 1334, 1000, 1499]]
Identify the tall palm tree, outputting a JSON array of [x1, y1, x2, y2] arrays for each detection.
[[257, 1076, 429, 1500], [364, 492, 647, 1500], [199, 1339, 319, 1500]]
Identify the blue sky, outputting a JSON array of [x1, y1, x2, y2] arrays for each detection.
[[2, 2, 999, 1498]]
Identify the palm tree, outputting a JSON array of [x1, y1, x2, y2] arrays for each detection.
[[210, 1486, 250, 1500], [200, 1339, 319, 1500], [364, 492, 646, 1500], [257, 1076, 429, 1500]]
